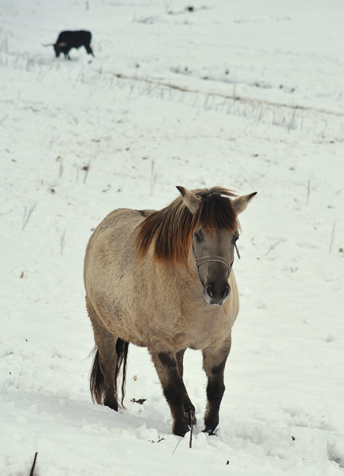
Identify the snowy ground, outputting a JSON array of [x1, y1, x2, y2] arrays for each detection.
[[1, 0, 344, 474]]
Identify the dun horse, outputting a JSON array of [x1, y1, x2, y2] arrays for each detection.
[[84, 186, 256, 436]]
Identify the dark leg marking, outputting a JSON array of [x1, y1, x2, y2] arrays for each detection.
[[204, 379, 225, 434], [152, 350, 190, 436], [203, 343, 231, 434], [158, 352, 176, 368], [175, 349, 197, 426]]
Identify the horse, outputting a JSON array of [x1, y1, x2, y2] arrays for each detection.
[[83, 186, 256, 436]]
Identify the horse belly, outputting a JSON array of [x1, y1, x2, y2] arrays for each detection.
[[88, 287, 148, 347]]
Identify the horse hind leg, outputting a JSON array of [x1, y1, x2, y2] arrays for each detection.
[[90, 345, 119, 411], [86, 296, 128, 411]]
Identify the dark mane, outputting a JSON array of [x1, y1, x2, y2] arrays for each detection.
[[135, 187, 239, 263]]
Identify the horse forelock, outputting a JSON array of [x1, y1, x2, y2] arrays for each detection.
[[198, 187, 240, 235], [135, 187, 239, 263]]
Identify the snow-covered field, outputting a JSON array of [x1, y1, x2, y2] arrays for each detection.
[[1, 0, 344, 474]]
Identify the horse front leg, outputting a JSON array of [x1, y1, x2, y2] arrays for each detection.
[[150, 347, 191, 436], [176, 349, 197, 427], [202, 338, 232, 434]]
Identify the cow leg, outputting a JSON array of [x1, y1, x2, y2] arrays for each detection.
[[202, 337, 231, 434], [85, 45, 94, 57], [176, 349, 196, 427], [150, 346, 191, 436]]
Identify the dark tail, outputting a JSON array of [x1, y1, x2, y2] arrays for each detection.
[[90, 347, 104, 405], [115, 338, 129, 407], [90, 339, 129, 408]]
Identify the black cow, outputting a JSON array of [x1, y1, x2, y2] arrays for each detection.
[[53, 30, 94, 60]]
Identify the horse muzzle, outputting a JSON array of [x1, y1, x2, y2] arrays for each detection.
[[204, 283, 231, 306]]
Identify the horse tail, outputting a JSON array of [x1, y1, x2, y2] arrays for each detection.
[[90, 339, 129, 408], [90, 346, 104, 405], [115, 338, 129, 407]]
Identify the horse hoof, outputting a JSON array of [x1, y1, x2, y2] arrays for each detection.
[[203, 426, 217, 436], [104, 397, 119, 411], [173, 422, 190, 437]]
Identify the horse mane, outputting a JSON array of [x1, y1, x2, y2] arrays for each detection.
[[135, 187, 239, 264]]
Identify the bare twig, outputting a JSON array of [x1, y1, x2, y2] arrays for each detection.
[[56, 156, 63, 179], [306, 180, 310, 206], [287, 107, 297, 132], [172, 437, 183, 455], [329, 220, 336, 254], [22, 202, 37, 230], [29, 452, 38, 476], [265, 241, 280, 256], [60, 229, 66, 255], [150, 159, 157, 196], [82, 161, 91, 184], [0, 114, 9, 126], [110, 72, 344, 118]]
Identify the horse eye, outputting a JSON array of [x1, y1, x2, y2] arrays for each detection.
[[233, 234, 239, 244], [194, 232, 203, 243]]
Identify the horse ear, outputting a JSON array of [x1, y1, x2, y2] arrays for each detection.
[[232, 192, 257, 215], [176, 186, 202, 215]]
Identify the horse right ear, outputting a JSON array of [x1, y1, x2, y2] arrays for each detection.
[[176, 186, 202, 216]]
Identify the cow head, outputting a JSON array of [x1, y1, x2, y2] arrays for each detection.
[[54, 42, 67, 57]]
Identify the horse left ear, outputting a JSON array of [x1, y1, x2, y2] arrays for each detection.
[[232, 192, 257, 215], [176, 186, 202, 215]]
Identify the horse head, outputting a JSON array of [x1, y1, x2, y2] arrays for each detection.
[[177, 186, 256, 306]]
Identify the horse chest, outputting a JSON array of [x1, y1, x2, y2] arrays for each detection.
[[172, 305, 233, 350]]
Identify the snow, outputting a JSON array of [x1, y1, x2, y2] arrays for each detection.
[[1, 0, 344, 474]]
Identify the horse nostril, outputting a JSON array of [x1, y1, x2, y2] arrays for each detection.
[[205, 286, 213, 298], [222, 285, 230, 300]]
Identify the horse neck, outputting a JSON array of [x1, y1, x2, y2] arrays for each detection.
[[153, 250, 197, 284]]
